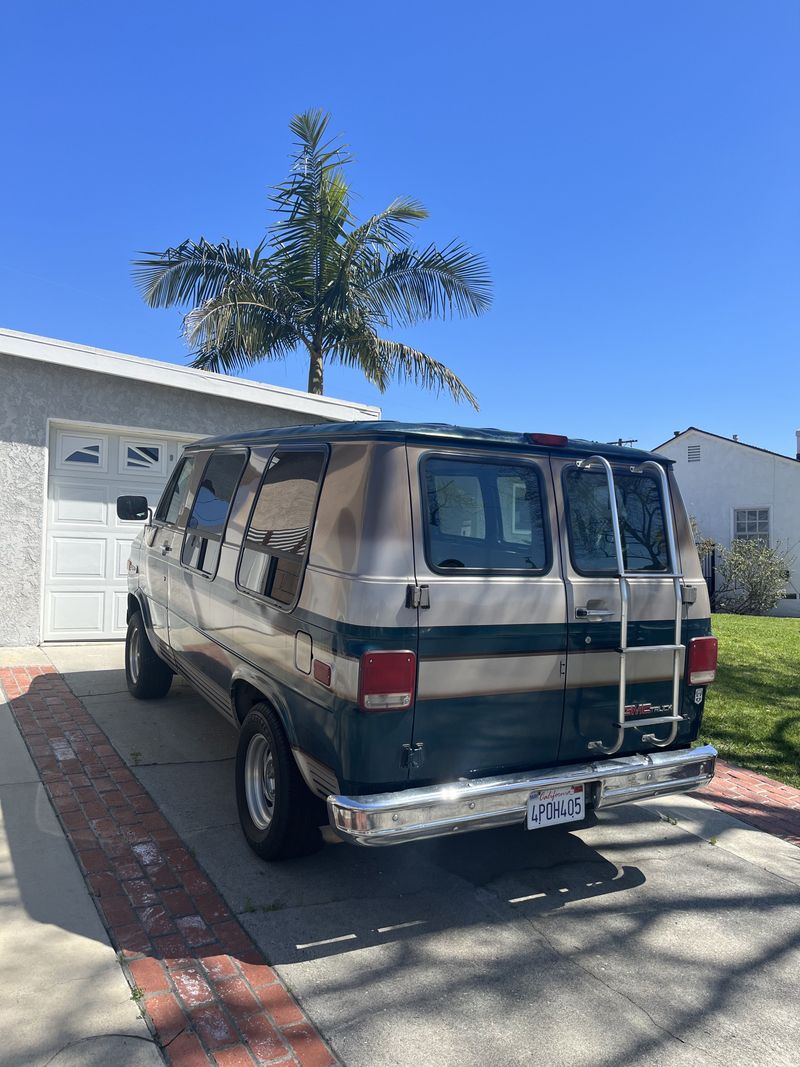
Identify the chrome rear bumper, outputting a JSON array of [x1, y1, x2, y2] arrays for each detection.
[[327, 744, 717, 846]]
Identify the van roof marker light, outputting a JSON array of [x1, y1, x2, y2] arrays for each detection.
[[526, 433, 568, 447]]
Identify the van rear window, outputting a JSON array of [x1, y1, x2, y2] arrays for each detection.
[[423, 457, 548, 572], [564, 467, 668, 574]]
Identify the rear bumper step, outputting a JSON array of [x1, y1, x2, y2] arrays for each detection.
[[327, 745, 717, 846]]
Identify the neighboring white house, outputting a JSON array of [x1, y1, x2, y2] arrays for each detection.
[[655, 427, 800, 616], [0, 328, 380, 646]]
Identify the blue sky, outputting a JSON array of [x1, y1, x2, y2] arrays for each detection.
[[1, 2, 797, 454]]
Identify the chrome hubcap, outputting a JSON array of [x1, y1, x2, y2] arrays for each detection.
[[244, 734, 276, 830], [128, 628, 141, 684]]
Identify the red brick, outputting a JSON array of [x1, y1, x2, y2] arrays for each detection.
[[145, 991, 186, 1043], [212, 921, 252, 955], [139, 905, 176, 936], [282, 1023, 337, 1067], [165, 1030, 211, 1067], [213, 1048, 262, 1067], [173, 965, 215, 1008], [148, 863, 180, 890], [178, 915, 215, 948], [201, 955, 239, 982], [100, 896, 137, 928], [129, 957, 171, 993], [87, 871, 121, 897], [190, 1004, 237, 1049], [78, 848, 110, 873], [240, 1013, 286, 1062], [214, 977, 260, 1020], [124, 879, 160, 907], [152, 933, 191, 959], [83, 801, 109, 819], [115, 921, 152, 955], [238, 962, 276, 990], [257, 984, 304, 1027], [163, 889, 196, 917], [183, 870, 215, 897], [114, 859, 144, 881], [194, 894, 232, 925]]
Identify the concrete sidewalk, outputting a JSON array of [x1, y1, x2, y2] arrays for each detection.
[[0, 648, 163, 1067]]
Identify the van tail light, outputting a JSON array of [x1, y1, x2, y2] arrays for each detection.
[[687, 636, 718, 686], [525, 433, 568, 447], [358, 651, 417, 711]]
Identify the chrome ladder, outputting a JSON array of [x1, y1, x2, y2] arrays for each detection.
[[577, 455, 685, 756]]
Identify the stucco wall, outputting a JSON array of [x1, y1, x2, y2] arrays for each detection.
[[0, 352, 328, 645], [659, 430, 800, 616]]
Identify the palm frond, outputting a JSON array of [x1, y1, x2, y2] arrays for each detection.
[[363, 241, 492, 325], [132, 239, 271, 309], [186, 293, 300, 374]]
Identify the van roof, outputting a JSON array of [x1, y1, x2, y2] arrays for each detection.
[[189, 421, 672, 463]]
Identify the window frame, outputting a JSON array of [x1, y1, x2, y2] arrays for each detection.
[[732, 506, 770, 546], [561, 462, 670, 577], [419, 451, 553, 577], [153, 454, 197, 530], [235, 444, 329, 612], [179, 447, 250, 580]]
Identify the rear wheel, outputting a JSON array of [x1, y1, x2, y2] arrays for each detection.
[[125, 612, 173, 700], [236, 703, 321, 860]]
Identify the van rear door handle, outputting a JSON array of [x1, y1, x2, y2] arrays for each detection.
[[161, 544, 172, 556], [575, 607, 614, 619]]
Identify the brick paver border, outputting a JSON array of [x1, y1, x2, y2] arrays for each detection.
[[695, 759, 800, 848], [0, 666, 337, 1067]]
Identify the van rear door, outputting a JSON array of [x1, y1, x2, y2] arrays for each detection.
[[407, 445, 567, 784], [551, 453, 693, 761]]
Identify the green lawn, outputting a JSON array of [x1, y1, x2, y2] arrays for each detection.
[[700, 613, 800, 788]]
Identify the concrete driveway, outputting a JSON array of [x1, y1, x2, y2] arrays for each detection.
[[47, 644, 800, 1067]]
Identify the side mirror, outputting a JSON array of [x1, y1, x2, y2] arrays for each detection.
[[117, 495, 151, 522]]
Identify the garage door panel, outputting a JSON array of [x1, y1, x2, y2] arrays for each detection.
[[45, 426, 193, 641], [50, 537, 107, 579], [115, 539, 135, 578], [52, 484, 108, 525], [48, 591, 105, 635], [112, 591, 129, 633]]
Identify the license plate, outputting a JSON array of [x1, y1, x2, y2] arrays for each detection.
[[526, 784, 585, 830]]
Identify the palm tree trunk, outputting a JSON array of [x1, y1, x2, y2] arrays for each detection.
[[307, 345, 324, 394]]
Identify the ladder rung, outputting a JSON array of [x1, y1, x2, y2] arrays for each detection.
[[620, 644, 683, 654], [621, 715, 685, 729]]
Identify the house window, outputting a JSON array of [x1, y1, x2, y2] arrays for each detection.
[[238, 450, 326, 606], [687, 444, 701, 462], [734, 508, 769, 544]]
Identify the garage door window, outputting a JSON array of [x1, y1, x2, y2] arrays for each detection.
[[182, 451, 248, 576], [155, 456, 196, 526]]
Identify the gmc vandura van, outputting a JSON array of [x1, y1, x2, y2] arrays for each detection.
[[117, 422, 718, 860]]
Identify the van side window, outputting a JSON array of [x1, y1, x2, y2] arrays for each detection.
[[238, 450, 326, 606], [564, 467, 668, 574], [181, 451, 247, 576], [423, 458, 548, 572], [155, 456, 195, 526]]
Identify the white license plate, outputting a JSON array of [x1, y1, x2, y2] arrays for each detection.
[[526, 784, 585, 830]]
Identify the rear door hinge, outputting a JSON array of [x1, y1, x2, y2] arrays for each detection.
[[406, 584, 430, 609], [401, 742, 425, 770]]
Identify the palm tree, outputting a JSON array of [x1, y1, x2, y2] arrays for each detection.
[[132, 110, 491, 408]]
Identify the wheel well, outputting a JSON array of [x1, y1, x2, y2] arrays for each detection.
[[231, 680, 274, 726], [127, 593, 141, 624]]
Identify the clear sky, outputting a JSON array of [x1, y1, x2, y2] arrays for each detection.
[[1, 2, 797, 455]]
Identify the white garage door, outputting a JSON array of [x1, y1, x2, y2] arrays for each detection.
[[44, 425, 194, 641]]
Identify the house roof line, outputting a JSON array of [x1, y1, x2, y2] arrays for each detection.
[[0, 327, 381, 423], [654, 426, 800, 466]]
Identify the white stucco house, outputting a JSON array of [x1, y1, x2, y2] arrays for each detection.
[[0, 328, 379, 647], [655, 427, 800, 616]]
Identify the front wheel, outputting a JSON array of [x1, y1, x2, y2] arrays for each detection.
[[125, 612, 173, 700], [235, 704, 320, 860]]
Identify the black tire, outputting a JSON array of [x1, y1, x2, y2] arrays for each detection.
[[235, 704, 321, 861], [125, 612, 173, 700]]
